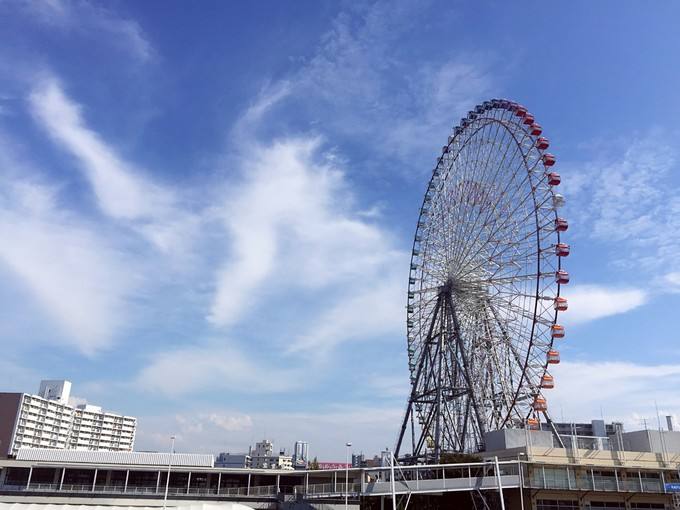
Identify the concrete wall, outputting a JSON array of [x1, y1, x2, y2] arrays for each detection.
[[485, 429, 554, 451], [621, 430, 680, 454]]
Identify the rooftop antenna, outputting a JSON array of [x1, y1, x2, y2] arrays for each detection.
[[655, 400, 670, 465]]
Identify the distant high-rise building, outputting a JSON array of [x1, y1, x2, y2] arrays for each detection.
[[0, 380, 136, 457], [293, 440, 308, 469]]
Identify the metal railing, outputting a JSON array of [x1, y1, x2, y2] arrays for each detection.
[[1, 482, 278, 498], [1, 460, 671, 500], [525, 467, 666, 494], [294, 482, 361, 497]]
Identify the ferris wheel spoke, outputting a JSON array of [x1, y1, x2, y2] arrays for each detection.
[[445, 147, 518, 268], [450, 157, 540, 272], [447, 119, 534, 268], [440, 120, 508, 268]]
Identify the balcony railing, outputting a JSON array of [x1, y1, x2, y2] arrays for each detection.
[[0, 483, 278, 498]]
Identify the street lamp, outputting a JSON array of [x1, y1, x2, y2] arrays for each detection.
[[345, 442, 352, 510], [518, 452, 526, 510], [162, 435, 176, 510]]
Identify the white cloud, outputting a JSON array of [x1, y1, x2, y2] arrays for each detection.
[[136, 345, 301, 396], [29, 78, 200, 255], [362, 373, 410, 400], [205, 413, 254, 432], [210, 135, 406, 335], [0, 173, 133, 354], [136, 405, 404, 459], [18, 0, 153, 62], [565, 136, 680, 274], [245, 2, 495, 168], [29, 79, 172, 221], [290, 270, 404, 354], [174, 413, 253, 437], [550, 360, 680, 431], [561, 284, 648, 326], [382, 60, 493, 161]]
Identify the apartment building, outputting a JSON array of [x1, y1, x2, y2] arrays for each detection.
[[248, 440, 294, 470], [0, 380, 136, 457]]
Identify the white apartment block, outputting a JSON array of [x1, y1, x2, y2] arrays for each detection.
[[249, 440, 294, 470], [0, 380, 136, 457]]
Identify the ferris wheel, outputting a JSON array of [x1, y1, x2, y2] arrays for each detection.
[[395, 99, 569, 461]]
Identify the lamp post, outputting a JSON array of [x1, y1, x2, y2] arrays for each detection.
[[162, 435, 175, 510], [345, 442, 352, 510], [494, 456, 507, 510], [518, 452, 526, 510]]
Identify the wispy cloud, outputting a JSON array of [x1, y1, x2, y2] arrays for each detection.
[[244, 1, 495, 169], [29, 78, 172, 221], [551, 360, 680, 430], [0, 152, 133, 354], [136, 405, 405, 458], [136, 345, 302, 396], [210, 136, 405, 332], [562, 284, 648, 326], [29, 77, 199, 255], [14, 0, 153, 62], [290, 271, 404, 354], [565, 135, 680, 273]]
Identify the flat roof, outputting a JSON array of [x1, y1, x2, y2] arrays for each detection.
[[15, 449, 214, 468]]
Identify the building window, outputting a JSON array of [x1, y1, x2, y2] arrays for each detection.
[[537, 500, 580, 510], [589, 502, 626, 510]]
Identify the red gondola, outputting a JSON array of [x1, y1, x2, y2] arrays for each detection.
[[547, 172, 561, 186], [555, 243, 570, 257], [555, 270, 570, 284], [547, 350, 560, 364], [540, 374, 555, 389], [523, 113, 535, 125], [551, 324, 565, 339], [530, 123, 543, 136], [533, 396, 548, 412], [542, 153, 556, 166], [536, 137, 549, 150], [555, 218, 568, 232], [554, 297, 568, 311]]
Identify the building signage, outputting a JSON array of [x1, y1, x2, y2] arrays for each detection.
[[317, 462, 350, 470], [665, 483, 680, 493]]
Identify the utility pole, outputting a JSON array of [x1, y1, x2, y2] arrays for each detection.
[[162, 435, 175, 510]]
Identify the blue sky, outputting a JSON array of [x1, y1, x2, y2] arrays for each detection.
[[2, 0, 680, 460]]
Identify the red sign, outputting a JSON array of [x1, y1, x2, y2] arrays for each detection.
[[317, 462, 350, 470]]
